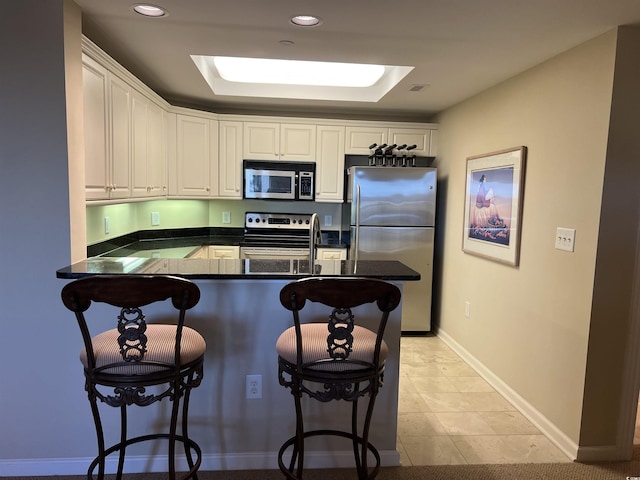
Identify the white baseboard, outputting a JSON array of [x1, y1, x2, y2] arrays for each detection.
[[436, 329, 580, 461], [0, 449, 400, 477]]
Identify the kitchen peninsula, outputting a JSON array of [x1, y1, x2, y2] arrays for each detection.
[[56, 258, 419, 471]]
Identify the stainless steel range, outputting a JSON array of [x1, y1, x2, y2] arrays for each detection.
[[240, 212, 320, 261]]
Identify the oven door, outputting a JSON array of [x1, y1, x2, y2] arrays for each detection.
[[240, 246, 310, 261], [244, 168, 296, 200]]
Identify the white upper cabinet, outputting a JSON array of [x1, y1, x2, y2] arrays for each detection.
[[344, 126, 388, 155], [82, 55, 109, 200], [174, 114, 218, 197], [388, 127, 437, 157], [218, 121, 243, 198], [315, 125, 346, 203], [243, 122, 316, 161], [83, 54, 131, 200], [131, 90, 167, 198], [345, 126, 437, 157]]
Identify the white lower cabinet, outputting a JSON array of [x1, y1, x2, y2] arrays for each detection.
[[317, 247, 347, 260], [207, 245, 240, 259], [189, 245, 240, 259]]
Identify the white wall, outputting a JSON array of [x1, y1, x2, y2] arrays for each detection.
[[434, 27, 640, 459]]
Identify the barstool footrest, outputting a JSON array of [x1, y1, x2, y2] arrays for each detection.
[[278, 429, 381, 480], [88, 433, 202, 480]]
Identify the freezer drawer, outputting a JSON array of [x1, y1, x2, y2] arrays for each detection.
[[350, 226, 434, 332]]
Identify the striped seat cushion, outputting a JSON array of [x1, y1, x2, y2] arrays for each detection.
[[81, 324, 206, 375], [276, 323, 388, 372]]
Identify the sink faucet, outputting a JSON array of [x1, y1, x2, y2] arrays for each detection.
[[309, 213, 321, 269]]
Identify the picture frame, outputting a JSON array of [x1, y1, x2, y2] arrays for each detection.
[[462, 146, 527, 266]]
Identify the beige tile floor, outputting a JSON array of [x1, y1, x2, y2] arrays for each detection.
[[397, 335, 572, 465]]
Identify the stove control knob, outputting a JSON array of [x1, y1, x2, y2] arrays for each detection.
[[247, 218, 253, 223]]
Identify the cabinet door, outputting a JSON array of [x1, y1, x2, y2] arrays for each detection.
[[219, 121, 243, 198], [208, 245, 240, 259], [243, 122, 316, 161], [317, 248, 347, 260], [345, 126, 388, 155], [132, 94, 166, 198], [147, 103, 167, 196], [175, 115, 218, 197], [280, 123, 316, 161], [131, 90, 150, 198], [243, 122, 279, 160], [82, 55, 109, 200], [388, 128, 433, 157], [315, 125, 345, 202], [109, 75, 132, 199]]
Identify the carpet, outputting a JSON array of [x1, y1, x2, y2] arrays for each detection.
[[5, 458, 640, 480]]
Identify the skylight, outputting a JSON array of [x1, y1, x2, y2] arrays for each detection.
[[213, 57, 384, 88], [191, 56, 414, 103]]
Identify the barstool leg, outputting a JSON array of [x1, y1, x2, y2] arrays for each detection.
[[295, 394, 304, 477], [182, 387, 198, 480], [116, 405, 127, 480], [351, 395, 361, 474], [168, 381, 182, 480], [89, 393, 106, 480]]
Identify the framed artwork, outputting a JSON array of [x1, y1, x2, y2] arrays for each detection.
[[462, 146, 527, 266]]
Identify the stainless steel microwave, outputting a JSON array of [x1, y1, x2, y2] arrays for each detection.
[[243, 160, 315, 201]]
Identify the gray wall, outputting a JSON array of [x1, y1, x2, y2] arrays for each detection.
[[0, 0, 85, 462]]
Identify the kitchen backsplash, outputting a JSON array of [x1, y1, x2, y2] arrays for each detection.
[[86, 199, 343, 246]]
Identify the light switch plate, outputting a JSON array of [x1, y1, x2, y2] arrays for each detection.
[[555, 227, 576, 252]]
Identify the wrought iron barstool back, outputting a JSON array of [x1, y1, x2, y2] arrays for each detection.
[[61, 275, 205, 480], [276, 277, 401, 480]]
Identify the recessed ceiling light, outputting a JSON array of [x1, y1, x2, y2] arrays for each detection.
[[290, 15, 322, 27], [132, 4, 167, 17]]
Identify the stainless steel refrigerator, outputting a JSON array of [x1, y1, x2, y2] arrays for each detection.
[[347, 166, 436, 332]]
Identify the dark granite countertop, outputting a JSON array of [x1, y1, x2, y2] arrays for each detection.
[[89, 227, 348, 259], [56, 258, 419, 281]]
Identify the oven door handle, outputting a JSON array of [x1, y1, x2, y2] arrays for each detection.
[[241, 249, 309, 259]]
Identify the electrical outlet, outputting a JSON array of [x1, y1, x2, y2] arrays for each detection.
[[151, 211, 160, 226], [324, 215, 333, 227], [465, 301, 471, 318], [246, 374, 262, 399], [104, 216, 110, 235], [222, 211, 231, 224]]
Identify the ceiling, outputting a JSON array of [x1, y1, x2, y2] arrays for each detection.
[[74, 0, 640, 122]]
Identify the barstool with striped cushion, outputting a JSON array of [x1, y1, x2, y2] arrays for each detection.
[[61, 275, 205, 480], [276, 277, 401, 480]]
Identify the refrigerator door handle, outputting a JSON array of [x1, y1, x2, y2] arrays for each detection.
[[354, 184, 361, 262]]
